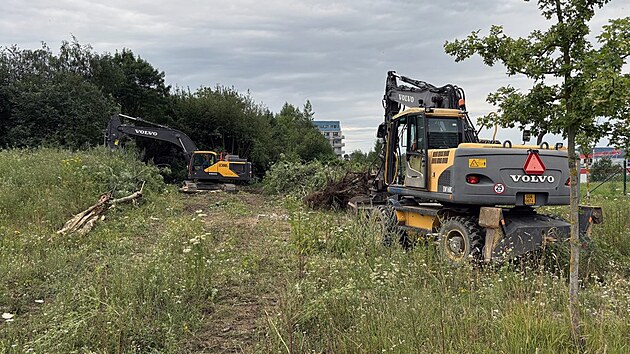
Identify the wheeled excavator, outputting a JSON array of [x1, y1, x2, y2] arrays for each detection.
[[105, 114, 252, 191], [352, 71, 601, 264]]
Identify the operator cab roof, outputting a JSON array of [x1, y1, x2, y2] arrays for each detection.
[[392, 107, 464, 120]]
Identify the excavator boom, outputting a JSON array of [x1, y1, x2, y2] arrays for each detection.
[[105, 114, 198, 158]]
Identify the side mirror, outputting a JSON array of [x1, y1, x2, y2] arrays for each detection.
[[377, 123, 387, 139], [522, 129, 531, 143]]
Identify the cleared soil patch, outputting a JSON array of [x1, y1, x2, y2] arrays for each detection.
[[182, 191, 290, 353]]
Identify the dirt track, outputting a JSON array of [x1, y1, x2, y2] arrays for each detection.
[[182, 191, 290, 353]]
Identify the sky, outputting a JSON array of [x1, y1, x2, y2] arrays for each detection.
[[1, 0, 627, 153]]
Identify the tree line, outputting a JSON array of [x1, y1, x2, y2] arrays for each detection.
[[0, 39, 335, 174]]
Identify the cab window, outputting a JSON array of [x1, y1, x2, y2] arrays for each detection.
[[192, 153, 215, 171], [406, 114, 425, 152], [427, 118, 461, 149]]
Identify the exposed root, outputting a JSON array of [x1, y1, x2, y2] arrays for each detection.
[[303, 172, 371, 210]]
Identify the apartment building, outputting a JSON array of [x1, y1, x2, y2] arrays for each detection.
[[312, 120, 345, 157]]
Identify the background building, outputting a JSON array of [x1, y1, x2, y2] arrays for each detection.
[[313, 120, 345, 157], [579, 147, 628, 182]]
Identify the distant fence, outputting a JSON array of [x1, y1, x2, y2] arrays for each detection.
[[581, 159, 628, 196]]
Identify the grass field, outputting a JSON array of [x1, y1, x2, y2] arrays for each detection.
[[1, 149, 629, 353]]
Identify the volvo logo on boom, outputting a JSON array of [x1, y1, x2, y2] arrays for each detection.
[[510, 175, 555, 183], [398, 94, 415, 103], [134, 129, 158, 136]]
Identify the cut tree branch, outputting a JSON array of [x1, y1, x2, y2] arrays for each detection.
[[57, 182, 145, 236]]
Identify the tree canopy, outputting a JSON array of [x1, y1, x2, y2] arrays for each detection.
[[0, 39, 335, 173], [445, 3, 629, 149], [590, 156, 624, 181]]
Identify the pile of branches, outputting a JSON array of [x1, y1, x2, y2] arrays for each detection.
[[304, 171, 371, 210]]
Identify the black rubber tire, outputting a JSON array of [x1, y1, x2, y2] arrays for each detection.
[[438, 216, 484, 265], [370, 205, 400, 246]]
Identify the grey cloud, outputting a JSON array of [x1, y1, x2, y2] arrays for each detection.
[[1, 0, 624, 152]]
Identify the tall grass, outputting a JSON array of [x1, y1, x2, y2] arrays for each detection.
[[0, 148, 217, 352], [268, 197, 630, 353], [2, 149, 629, 352]]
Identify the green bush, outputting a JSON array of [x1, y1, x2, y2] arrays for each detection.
[[262, 158, 363, 197]]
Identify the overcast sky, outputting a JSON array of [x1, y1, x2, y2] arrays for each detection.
[[1, 0, 627, 152]]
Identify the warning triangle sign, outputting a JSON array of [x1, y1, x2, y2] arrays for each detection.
[[524, 152, 546, 175]]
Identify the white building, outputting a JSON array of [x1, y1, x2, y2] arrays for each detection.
[[313, 120, 345, 157]]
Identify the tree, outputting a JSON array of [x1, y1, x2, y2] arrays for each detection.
[[0, 42, 116, 148], [348, 140, 384, 169], [590, 157, 623, 181], [172, 85, 276, 173], [273, 102, 334, 162], [445, 0, 629, 346], [91, 49, 171, 121]]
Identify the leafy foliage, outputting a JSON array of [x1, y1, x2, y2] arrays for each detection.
[[346, 139, 383, 169], [91, 49, 172, 121], [271, 101, 334, 162], [445, 5, 630, 148], [262, 159, 350, 196], [590, 157, 624, 181], [171, 86, 276, 171], [0, 39, 335, 176], [0, 42, 116, 148]]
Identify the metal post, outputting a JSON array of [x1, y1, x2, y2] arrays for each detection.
[[624, 159, 627, 196]]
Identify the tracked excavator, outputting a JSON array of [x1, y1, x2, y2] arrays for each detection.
[[105, 114, 252, 191], [352, 71, 601, 264]]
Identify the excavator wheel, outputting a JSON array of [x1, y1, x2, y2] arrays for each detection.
[[438, 216, 484, 265], [369, 205, 401, 247]]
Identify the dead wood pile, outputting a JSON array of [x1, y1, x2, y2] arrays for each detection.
[[304, 172, 371, 210], [57, 182, 145, 236]]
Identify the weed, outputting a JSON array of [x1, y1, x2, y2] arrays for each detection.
[[269, 196, 630, 353]]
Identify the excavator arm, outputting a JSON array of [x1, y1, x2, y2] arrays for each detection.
[[105, 114, 252, 187], [383, 71, 471, 122], [105, 114, 198, 158]]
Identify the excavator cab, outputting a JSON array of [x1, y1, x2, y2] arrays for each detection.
[[389, 108, 468, 190], [191, 152, 217, 171]]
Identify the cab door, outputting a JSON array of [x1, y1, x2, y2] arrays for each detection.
[[404, 113, 428, 189]]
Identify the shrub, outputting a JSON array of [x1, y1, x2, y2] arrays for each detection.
[[262, 159, 350, 196]]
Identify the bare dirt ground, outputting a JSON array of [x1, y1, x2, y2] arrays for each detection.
[[181, 191, 291, 353]]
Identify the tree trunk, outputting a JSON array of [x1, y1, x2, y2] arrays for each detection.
[[567, 125, 584, 348]]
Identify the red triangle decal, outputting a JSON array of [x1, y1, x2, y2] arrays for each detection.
[[523, 152, 546, 175]]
